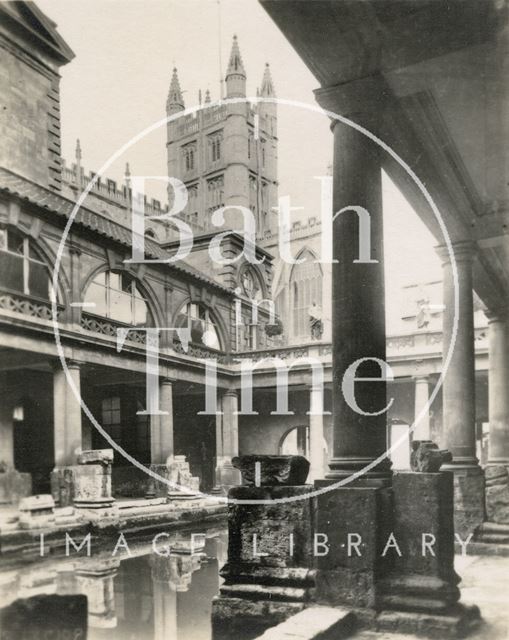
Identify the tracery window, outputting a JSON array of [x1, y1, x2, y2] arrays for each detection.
[[208, 132, 222, 163], [207, 175, 224, 213], [290, 252, 322, 339]]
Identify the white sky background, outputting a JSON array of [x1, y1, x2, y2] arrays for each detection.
[[38, 0, 443, 331]]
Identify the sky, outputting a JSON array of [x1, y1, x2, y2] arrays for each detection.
[[37, 0, 443, 331]]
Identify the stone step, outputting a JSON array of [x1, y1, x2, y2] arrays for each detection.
[[254, 607, 355, 640]]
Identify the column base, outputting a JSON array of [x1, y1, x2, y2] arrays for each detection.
[[442, 463, 485, 536], [212, 457, 242, 495], [166, 455, 200, 502], [484, 465, 509, 524], [326, 456, 392, 487]]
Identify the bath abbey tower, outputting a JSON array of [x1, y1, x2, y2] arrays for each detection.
[[166, 36, 279, 237]]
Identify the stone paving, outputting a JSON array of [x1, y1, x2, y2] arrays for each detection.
[[353, 555, 509, 640]]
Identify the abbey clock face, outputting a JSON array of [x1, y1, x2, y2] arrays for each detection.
[[51, 96, 460, 506]]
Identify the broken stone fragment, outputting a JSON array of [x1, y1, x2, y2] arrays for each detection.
[[77, 448, 114, 466], [232, 455, 310, 486], [18, 494, 55, 529], [410, 440, 452, 472]]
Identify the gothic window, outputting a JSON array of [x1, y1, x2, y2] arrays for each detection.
[[177, 302, 221, 350], [182, 143, 196, 172], [207, 175, 224, 212], [290, 252, 322, 339], [240, 265, 263, 301], [208, 132, 223, 163], [0, 228, 51, 300], [84, 271, 151, 326]]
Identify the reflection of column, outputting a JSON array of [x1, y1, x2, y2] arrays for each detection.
[[213, 391, 241, 492], [413, 375, 431, 440], [308, 385, 324, 481], [487, 307, 509, 465], [151, 558, 177, 640], [316, 77, 390, 483], [75, 559, 119, 629], [53, 361, 82, 467], [151, 378, 174, 464]]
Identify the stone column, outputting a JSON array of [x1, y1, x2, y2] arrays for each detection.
[[484, 306, 509, 524], [51, 361, 83, 505], [53, 361, 82, 467], [315, 76, 390, 483], [413, 375, 431, 440], [213, 390, 241, 492], [487, 307, 509, 466], [150, 378, 174, 464], [436, 241, 484, 535], [148, 378, 175, 497], [308, 384, 325, 481]]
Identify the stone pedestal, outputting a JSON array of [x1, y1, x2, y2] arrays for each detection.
[[73, 449, 116, 519], [377, 472, 480, 637], [313, 481, 392, 610], [213, 456, 242, 495], [212, 482, 316, 640]]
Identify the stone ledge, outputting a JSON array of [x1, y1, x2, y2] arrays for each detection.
[[254, 606, 356, 640]]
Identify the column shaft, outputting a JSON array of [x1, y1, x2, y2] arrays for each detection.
[[159, 379, 174, 461], [308, 385, 325, 481], [413, 376, 431, 441], [319, 80, 390, 482], [438, 242, 478, 467], [487, 309, 509, 465], [53, 362, 82, 467]]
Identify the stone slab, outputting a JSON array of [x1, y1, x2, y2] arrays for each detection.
[[77, 448, 114, 466], [254, 606, 356, 640]]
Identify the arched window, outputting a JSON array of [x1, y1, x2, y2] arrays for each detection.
[[0, 228, 51, 300], [279, 426, 309, 457], [290, 252, 322, 339], [84, 271, 151, 326], [177, 302, 221, 350]]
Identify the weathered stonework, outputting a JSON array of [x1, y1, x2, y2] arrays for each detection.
[[232, 455, 310, 486], [485, 465, 509, 524], [212, 482, 315, 640], [378, 472, 480, 636], [452, 467, 485, 537], [410, 440, 452, 472], [166, 455, 200, 501], [18, 494, 55, 529]]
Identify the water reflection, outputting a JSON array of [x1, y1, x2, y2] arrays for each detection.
[[0, 529, 228, 640]]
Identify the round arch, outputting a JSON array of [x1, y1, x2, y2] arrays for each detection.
[[172, 297, 228, 352], [81, 264, 163, 328]]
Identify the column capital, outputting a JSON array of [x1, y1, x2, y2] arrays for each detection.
[[222, 389, 238, 399], [412, 374, 430, 383], [435, 240, 476, 265], [160, 376, 175, 386], [314, 73, 390, 130], [485, 305, 508, 323]]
